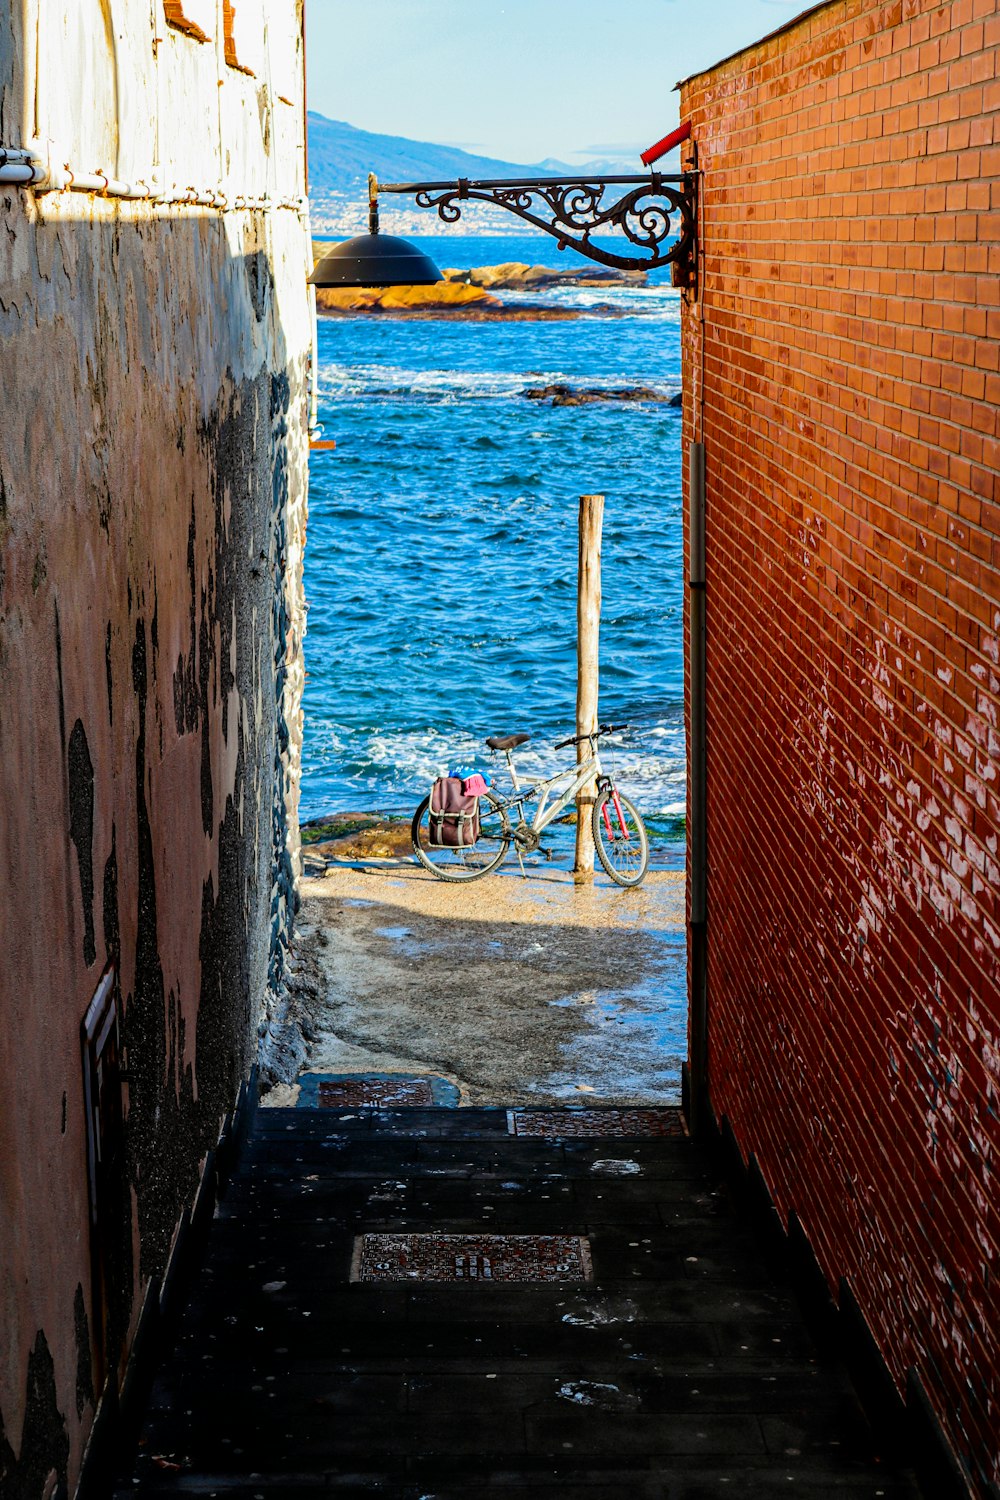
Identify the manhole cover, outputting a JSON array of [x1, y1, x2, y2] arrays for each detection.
[[319, 1078, 435, 1108], [507, 1108, 686, 1139], [351, 1233, 593, 1283]]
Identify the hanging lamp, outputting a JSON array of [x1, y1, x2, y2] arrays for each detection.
[[308, 173, 442, 289]]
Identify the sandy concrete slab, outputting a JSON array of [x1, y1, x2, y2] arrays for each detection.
[[271, 862, 687, 1109]]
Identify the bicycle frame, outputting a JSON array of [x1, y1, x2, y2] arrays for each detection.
[[490, 744, 606, 839], [412, 720, 644, 884]]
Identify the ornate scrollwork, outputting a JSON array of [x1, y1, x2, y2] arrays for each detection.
[[401, 173, 696, 282]]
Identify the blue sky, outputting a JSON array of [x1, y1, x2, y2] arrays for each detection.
[[305, 0, 813, 165]]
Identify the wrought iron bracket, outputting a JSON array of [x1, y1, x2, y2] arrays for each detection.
[[375, 171, 698, 288]]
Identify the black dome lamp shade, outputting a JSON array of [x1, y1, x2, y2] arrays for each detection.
[[307, 232, 441, 289], [308, 174, 442, 289]]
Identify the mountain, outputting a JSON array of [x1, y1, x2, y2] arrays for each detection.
[[537, 153, 647, 176], [306, 113, 574, 195]]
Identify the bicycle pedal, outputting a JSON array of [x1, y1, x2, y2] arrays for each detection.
[[540, 847, 556, 861]]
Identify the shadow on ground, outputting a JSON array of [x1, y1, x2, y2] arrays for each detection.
[[268, 864, 687, 1107]]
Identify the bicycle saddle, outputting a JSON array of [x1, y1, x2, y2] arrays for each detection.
[[486, 733, 530, 751]]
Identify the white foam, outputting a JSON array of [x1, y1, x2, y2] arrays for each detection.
[[540, 284, 682, 320], [317, 360, 680, 405], [303, 719, 686, 820]]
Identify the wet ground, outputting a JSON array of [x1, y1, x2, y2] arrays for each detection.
[[121, 1105, 921, 1498], [269, 862, 687, 1108], [123, 867, 922, 1497]]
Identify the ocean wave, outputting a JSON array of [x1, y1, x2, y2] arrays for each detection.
[[538, 284, 682, 319], [300, 719, 686, 821], [317, 361, 681, 404]]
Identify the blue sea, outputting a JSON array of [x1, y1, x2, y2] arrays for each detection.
[[303, 232, 685, 868]]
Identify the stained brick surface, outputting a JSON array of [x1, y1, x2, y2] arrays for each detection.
[[679, 2, 1000, 1493]]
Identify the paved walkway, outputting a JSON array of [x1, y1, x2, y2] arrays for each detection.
[[122, 1104, 920, 1498], [270, 864, 688, 1106]]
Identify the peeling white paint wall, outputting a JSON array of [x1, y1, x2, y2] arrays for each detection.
[[0, 3, 311, 1492]]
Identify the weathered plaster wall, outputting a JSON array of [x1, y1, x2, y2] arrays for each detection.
[[0, 3, 310, 1494], [680, 1, 999, 1492]]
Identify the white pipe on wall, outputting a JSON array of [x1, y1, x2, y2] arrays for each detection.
[[0, 146, 306, 209], [20, 0, 37, 145], [64, 170, 154, 198], [16, 0, 55, 187], [10, 2, 306, 209], [0, 163, 38, 184], [308, 283, 320, 436], [34, 0, 47, 152]]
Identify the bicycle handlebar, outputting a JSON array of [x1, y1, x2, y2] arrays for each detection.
[[553, 723, 629, 750]]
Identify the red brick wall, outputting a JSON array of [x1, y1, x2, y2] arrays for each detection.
[[679, 1, 1000, 1490]]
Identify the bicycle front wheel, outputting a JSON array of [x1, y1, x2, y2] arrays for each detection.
[[592, 787, 649, 887], [411, 789, 511, 882]]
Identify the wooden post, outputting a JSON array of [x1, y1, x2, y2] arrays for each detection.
[[574, 493, 604, 879]]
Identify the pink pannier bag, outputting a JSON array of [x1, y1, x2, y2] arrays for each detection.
[[428, 777, 481, 848]]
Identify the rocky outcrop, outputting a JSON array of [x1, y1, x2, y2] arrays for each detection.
[[310, 247, 641, 318], [523, 383, 677, 407], [443, 261, 647, 291], [314, 282, 582, 320], [300, 812, 413, 865], [314, 280, 497, 313]]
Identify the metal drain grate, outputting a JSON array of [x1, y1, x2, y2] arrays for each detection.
[[319, 1078, 435, 1108], [351, 1233, 593, 1283], [507, 1108, 686, 1139]]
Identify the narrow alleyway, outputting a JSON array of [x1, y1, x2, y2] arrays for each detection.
[[121, 1101, 919, 1498]]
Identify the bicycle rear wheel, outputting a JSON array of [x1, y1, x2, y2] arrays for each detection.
[[592, 787, 649, 887], [411, 789, 511, 882]]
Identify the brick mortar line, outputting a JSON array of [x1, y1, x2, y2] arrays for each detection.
[[699, 425, 996, 521], [706, 480, 998, 663], [695, 166, 1000, 192], [703, 860, 996, 1106], [707, 751, 996, 967], [704, 515, 1000, 831], [702, 685, 1000, 1030], [705, 910, 1000, 1226], [706, 992, 1000, 1270], [699, 316, 1000, 432], [712, 1051, 1000, 1330], [710, 1092, 1000, 1429], [710, 1068, 1000, 1374], [699, 352, 998, 454], [703, 823, 1000, 1104], [705, 489, 999, 688], [680, 6, 1000, 93], [707, 508, 1000, 762], [700, 291, 1000, 347], [699, 301, 1000, 363], [701, 428, 1000, 630], [707, 834, 995, 1092], [707, 633, 1000, 960]]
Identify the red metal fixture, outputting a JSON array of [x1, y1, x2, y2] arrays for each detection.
[[641, 121, 692, 167]]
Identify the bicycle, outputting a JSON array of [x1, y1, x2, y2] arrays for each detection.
[[411, 723, 649, 887]]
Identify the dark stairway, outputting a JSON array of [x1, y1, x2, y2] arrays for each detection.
[[121, 1103, 920, 1498]]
